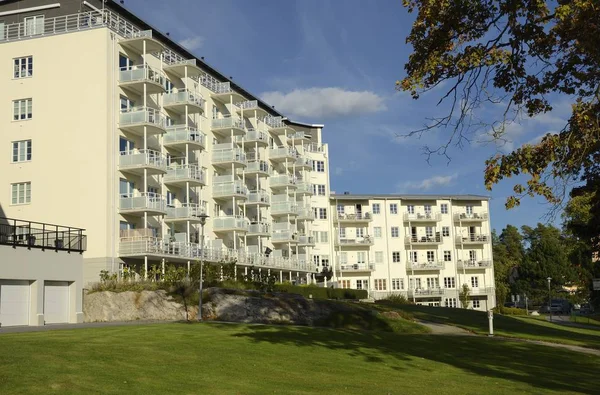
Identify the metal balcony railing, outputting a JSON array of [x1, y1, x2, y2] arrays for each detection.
[[404, 235, 443, 244], [164, 125, 206, 147], [338, 263, 375, 271], [455, 234, 490, 244], [119, 64, 165, 86], [165, 164, 205, 184], [213, 216, 249, 231], [163, 89, 205, 108], [245, 160, 271, 174], [246, 190, 270, 204], [119, 107, 165, 129], [454, 212, 489, 221], [166, 203, 206, 220], [336, 212, 372, 221], [270, 146, 298, 159], [236, 100, 259, 110], [403, 212, 442, 221], [213, 182, 248, 198], [336, 237, 374, 246], [408, 288, 445, 297], [212, 148, 246, 164], [270, 175, 297, 188], [271, 201, 298, 215], [407, 261, 445, 271], [238, 129, 268, 143], [119, 149, 166, 170], [0, 217, 87, 253], [298, 235, 315, 245], [211, 117, 245, 130], [247, 222, 271, 235], [119, 192, 166, 212], [457, 260, 493, 269]]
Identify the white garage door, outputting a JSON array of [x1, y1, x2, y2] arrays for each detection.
[[0, 280, 30, 327], [44, 281, 70, 324]]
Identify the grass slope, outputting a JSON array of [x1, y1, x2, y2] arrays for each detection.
[[0, 323, 597, 394], [377, 303, 600, 349]]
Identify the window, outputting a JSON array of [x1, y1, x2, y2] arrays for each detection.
[[340, 280, 351, 289], [392, 251, 401, 263], [13, 98, 32, 120], [337, 204, 345, 215], [410, 278, 422, 289], [444, 277, 456, 288], [466, 205, 473, 215], [0, 21, 4, 41], [424, 204, 432, 214], [356, 279, 367, 290], [391, 227, 399, 238], [165, 79, 174, 94], [356, 228, 364, 238], [425, 226, 433, 237], [471, 276, 479, 288], [119, 137, 134, 153], [24, 15, 44, 36], [375, 251, 383, 264], [119, 221, 135, 232], [318, 231, 328, 243], [166, 191, 176, 207], [357, 252, 366, 264], [469, 250, 477, 262], [339, 252, 348, 265], [374, 279, 387, 291], [314, 208, 327, 220], [407, 205, 414, 214], [473, 300, 481, 309], [445, 298, 458, 308], [14, 56, 33, 79], [426, 251, 435, 262], [339, 227, 346, 239], [444, 251, 452, 262], [12, 140, 32, 162], [372, 203, 380, 214], [11, 182, 31, 205], [390, 203, 398, 214], [120, 95, 134, 111], [313, 160, 325, 172], [441, 203, 448, 214], [426, 277, 439, 288], [119, 178, 134, 197], [409, 251, 418, 263], [313, 184, 326, 196], [392, 278, 404, 290], [442, 226, 450, 237], [374, 227, 382, 238], [321, 256, 330, 268]]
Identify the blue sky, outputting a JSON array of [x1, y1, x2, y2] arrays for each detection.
[[121, 0, 571, 233]]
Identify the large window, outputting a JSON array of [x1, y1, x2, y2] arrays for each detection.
[[374, 279, 387, 291], [313, 207, 327, 220], [24, 15, 44, 36], [426, 251, 435, 262], [441, 203, 448, 214], [313, 184, 326, 196], [374, 227, 382, 238], [12, 140, 32, 162], [445, 298, 457, 308], [406, 205, 414, 214], [390, 203, 398, 214], [444, 251, 452, 262], [390, 226, 399, 238], [13, 98, 32, 120], [392, 251, 401, 263], [444, 277, 456, 288], [375, 251, 383, 264], [372, 203, 380, 214], [11, 182, 31, 205], [471, 276, 479, 288], [409, 251, 418, 263], [339, 227, 346, 239], [313, 160, 325, 172], [340, 280, 350, 289], [442, 226, 450, 237], [392, 278, 404, 290], [356, 228, 364, 238], [14, 56, 33, 78], [473, 300, 481, 309]]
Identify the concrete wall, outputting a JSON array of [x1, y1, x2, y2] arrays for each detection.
[[0, 244, 84, 325]]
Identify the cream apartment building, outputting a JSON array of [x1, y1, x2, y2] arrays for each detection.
[[0, 0, 330, 285], [324, 194, 496, 310]]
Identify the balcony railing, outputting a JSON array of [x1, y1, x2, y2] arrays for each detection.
[[336, 237, 374, 246], [295, 206, 313, 220], [270, 146, 298, 160], [289, 156, 313, 169], [403, 212, 442, 222], [119, 107, 166, 130], [288, 131, 308, 140], [469, 287, 495, 295], [404, 235, 443, 244], [213, 216, 249, 231], [163, 125, 206, 148], [163, 89, 205, 109], [166, 203, 206, 220], [212, 82, 234, 95], [270, 175, 297, 188], [213, 182, 248, 198], [264, 116, 286, 129], [119, 64, 165, 87], [408, 288, 445, 297], [236, 100, 259, 111], [0, 217, 87, 253], [211, 117, 244, 130], [271, 201, 298, 215], [338, 263, 375, 272], [119, 149, 167, 170], [237, 129, 268, 144], [455, 234, 490, 244], [247, 221, 271, 235], [272, 231, 298, 243], [119, 192, 166, 213], [454, 212, 489, 221], [297, 235, 315, 246], [164, 164, 206, 184], [246, 190, 270, 205], [457, 260, 493, 269], [407, 261, 445, 271], [212, 148, 246, 164], [295, 182, 313, 195], [245, 160, 271, 175], [336, 212, 372, 222]]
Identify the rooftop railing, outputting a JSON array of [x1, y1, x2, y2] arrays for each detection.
[[0, 217, 87, 253]]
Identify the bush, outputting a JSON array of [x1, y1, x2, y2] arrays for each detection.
[[274, 284, 368, 300], [493, 306, 528, 316], [377, 294, 413, 305]]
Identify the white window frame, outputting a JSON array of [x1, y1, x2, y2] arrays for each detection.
[[14, 56, 33, 79], [473, 300, 481, 309], [319, 208, 327, 220], [12, 140, 32, 163], [440, 203, 448, 214], [313, 160, 325, 172], [391, 226, 399, 238], [392, 278, 404, 290], [319, 231, 328, 243], [390, 203, 398, 215], [11, 182, 31, 205], [407, 205, 415, 214], [339, 227, 346, 239], [444, 277, 455, 288], [424, 204, 432, 214], [471, 276, 479, 288], [356, 227, 364, 238], [375, 251, 383, 264], [372, 203, 380, 214], [24, 15, 44, 36], [374, 279, 387, 291], [392, 251, 401, 263], [13, 98, 32, 121], [426, 251, 435, 262], [409, 251, 418, 263], [374, 227, 382, 238], [444, 250, 451, 262], [466, 205, 473, 215], [442, 226, 450, 237]]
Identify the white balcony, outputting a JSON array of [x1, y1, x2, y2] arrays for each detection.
[[163, 125, 206, 151], [213, 181, 248, 200], [271, 201, 299, 217], [213, 216, 249, 232], [163, 90, 205, 114], [164, 164, 206, 187], [212, 147, 247, 168], [337, 263, 375, 272], [454, 212, 489, 222], [335, 212, 372, 223], [403, 212, 442, 222], [407, 261, 445, 271], [119, 64, 165, 94], [210, 82, 245, 103], [119, 30, 165, 54], [236, 129, 269, 147], [287, 156, 313, 170], [235, 100, 268, 117], [119, 149, 167, 175], [270, 175, 297, 190], [163, 58, 203, 79], [295, 206, 314, 221], [119, 192, 167, 216], [119, 107, 166, 135], [455, 234, 490, 245], [288, 131, 310, 144], [244, 160, 271, 176], [165, 203, 206, 223], [272, 230, 299, 244], [335, 237, 374, 247], [297, 235, 315, 247], [408, 288, 445, 297], [457, 260, 493, 270], [247, 221, 271, 237], [470, 287, 495, 295], [211, 116, 246, 136], [264, 116, 294, 135], [295, 182, 313, 196], [245, 190, 270, 206], [270, 146, 298, 162], [404, 235, 444, 246]]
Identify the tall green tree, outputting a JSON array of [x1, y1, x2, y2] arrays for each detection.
[[399, 1, 600, 232], [492, 225, 525, 305]]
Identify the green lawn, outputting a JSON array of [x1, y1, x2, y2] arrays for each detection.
[[570, 314, 600, 327], [0, 323, 597, 394], [376, 303, 600, 349]]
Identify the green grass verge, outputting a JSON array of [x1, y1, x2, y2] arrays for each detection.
[[570, 314, 600, 326], [376, 303, 600, 349], [0, 323, 597, 394]]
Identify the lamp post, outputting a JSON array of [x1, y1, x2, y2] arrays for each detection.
[[197, 213, 209, 322], [547, 277, 552, 322]]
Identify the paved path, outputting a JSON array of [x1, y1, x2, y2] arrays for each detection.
[[545, 315, 600, 330], [0, 320, 176, 335], [417, 320, 474, 336]]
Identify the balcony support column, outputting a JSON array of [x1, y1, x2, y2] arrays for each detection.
[[187, 261, 190, 277], [161, 258, 165, 276], [144, 256, 148, 280], [279, 270, 283, 283]]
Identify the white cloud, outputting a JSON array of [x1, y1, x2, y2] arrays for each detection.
[[399, 173, 458, 192], [261, 87, 386, 119], [179, 36, 204, 51]]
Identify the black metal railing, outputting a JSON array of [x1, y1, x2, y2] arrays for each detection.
[[0, 217, 87, 253]]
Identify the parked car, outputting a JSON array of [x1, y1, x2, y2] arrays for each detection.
[[580, 303, 594, 315], [549, 299, 571, 315]]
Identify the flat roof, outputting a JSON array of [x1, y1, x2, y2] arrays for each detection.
[[330, 193, 490, 201]]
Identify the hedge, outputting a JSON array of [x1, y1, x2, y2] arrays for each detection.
[[274, 284, 368, 300], [492, 306, 528, 316]]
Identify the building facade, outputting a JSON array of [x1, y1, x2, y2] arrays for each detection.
[[0, 0, 329, 285], [324, 194, 496, 310]]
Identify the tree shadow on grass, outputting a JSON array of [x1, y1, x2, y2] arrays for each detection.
[[214, 323, 598, 394]]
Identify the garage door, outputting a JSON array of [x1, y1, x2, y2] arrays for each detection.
[[0, 280, 30, 327], [44, 281, 70, 324]]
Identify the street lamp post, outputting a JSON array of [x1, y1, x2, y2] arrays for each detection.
[[547, 277, 552, 322], [197, 213, 209, 322]]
